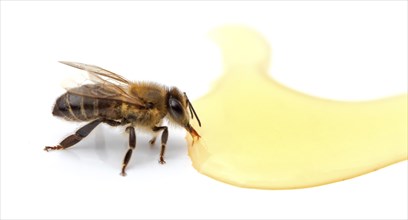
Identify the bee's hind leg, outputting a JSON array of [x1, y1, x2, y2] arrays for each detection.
[[102, 118, 130, 127], [44, 119, 103, 151], [120, 126, 136, 176]]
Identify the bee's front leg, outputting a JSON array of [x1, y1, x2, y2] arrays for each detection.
[[148, 135, 157, 146], [152, 126, 168, 164]]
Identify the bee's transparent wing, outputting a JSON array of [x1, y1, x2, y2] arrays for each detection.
[[59, 61, 130, 85], [67, 84, 144, 108], [59, 61, 146, 107], [60, 72, 89, 90]]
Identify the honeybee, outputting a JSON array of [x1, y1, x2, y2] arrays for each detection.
[[44, 61, 201, 176]]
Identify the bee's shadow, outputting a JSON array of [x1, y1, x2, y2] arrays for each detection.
[[90, 124, 188, 170]]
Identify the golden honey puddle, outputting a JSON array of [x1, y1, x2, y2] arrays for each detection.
[[186, 26, 407, 189]]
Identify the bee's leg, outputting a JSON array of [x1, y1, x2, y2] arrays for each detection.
[[152, 126, 168, 164], [120, 126, 136, 176], [149, 135, 157, 145], [44, 119, 103, 151], [102, 119, 122, 127], [149, 121, 163, 145]]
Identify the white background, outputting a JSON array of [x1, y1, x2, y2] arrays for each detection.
[[1, 1, 407, 219]]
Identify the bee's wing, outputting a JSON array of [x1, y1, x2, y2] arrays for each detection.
[[60, 61, 146, 107], [59, 61, 130, 85], [67, 84, 146, 108]]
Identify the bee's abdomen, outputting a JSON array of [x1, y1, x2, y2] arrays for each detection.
[[52, 93, 121, 121], [52, 93, 94, 121]]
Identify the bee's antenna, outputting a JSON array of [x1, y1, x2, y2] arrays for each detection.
[[189, 101, 202, 127], [188, 103, 195, 120], [184, 93, 202, 127]]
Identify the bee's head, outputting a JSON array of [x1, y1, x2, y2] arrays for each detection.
[[167, 87, 201, 139]]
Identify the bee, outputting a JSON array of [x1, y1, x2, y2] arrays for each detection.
[[44, 61, 201, 176]]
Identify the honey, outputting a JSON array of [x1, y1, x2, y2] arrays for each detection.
[[186, 26, 407, 189]]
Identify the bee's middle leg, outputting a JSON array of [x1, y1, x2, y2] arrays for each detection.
[[152, 126, 168, 164], [120, 126, 136, 176]]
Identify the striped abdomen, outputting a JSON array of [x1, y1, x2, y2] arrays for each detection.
[[52, 93, 123, 121]]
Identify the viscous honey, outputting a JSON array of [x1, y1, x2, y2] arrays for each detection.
[[187, 26, 407, 189]]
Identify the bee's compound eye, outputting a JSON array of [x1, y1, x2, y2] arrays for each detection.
[[169, 98, 184, 116]]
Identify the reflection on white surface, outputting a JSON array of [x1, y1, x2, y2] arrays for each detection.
[[1, 1, 407, 219]]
